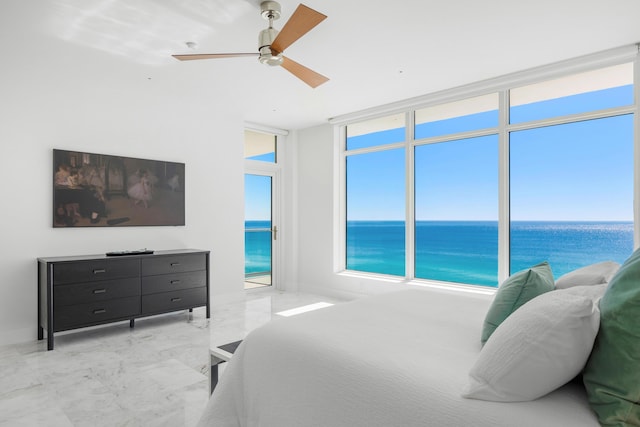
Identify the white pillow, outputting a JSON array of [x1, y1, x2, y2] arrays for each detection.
[[462, 288, 600, 402], [562, 283, 607, 302], [554, 261, 620, 289]]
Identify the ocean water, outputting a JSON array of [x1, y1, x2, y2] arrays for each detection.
[[346, 220, 634, 287], [245, 220, 272, 275], [246, 220, 634, 287]]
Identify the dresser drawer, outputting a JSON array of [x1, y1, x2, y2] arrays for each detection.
[[53, 258, 140, 285], [54, 296, 140, 331], [141, 271, 206, 295], [54, 278, 140, 308], [141, 254, 206, 276], [141, 287, 207, 315]]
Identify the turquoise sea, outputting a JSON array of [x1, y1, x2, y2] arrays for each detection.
[[347, 220, 633, 287], [246, 220, 634, 287], [245, 220, 273, 276]]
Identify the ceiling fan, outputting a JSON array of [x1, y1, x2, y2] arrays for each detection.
[[172, 1, 329, 88]]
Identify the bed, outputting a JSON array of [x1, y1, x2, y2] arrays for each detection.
[[197, 287, 600, 427]]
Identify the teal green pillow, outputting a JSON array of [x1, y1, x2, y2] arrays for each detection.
[[480, 261, 554, 344], [583, 248, 640, 426]]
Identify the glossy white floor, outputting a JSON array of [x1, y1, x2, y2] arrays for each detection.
[[0, 289, 344, 427]]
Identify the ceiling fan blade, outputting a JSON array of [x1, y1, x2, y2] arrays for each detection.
[[281, 56, 329, 88], [270, 4, 327, 54], [172, 53, 257, 61]]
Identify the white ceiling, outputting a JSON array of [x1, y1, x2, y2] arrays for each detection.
[[3, 0, 640, 130]]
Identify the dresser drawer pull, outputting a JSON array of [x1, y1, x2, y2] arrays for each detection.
[[171, 297, 182, 302], [93, 309, 107, 314], [93, 289, 107, 294], [170, 280, 181, 284], [93, 269, 106, 274], [170, 262, 181, 267]]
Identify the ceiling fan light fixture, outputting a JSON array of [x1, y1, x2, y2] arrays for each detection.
[[259, 50, 284, 66]]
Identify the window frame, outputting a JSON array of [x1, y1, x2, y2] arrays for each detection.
[[335, 45, 639, 288]]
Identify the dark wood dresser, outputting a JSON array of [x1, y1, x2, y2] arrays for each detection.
[[38, 249, 210, 350]]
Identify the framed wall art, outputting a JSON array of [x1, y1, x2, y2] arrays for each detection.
[[53, 149, 185, 227]]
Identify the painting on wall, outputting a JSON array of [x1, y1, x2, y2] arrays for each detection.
[[53, 149, 185, 227]]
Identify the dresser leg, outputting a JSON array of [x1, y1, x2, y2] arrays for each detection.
[[130, 319, 135, 328], [38, 325, 43, 340], [47, 330, 54, 351]]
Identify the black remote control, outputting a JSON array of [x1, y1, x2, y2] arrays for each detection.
[[106, 249, 154, 256]]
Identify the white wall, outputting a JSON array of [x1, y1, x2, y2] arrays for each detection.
[[279, 131, 299, 292], [0, 5, 246, 345]]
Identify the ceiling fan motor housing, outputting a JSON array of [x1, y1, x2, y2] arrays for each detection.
[[258, 27, 283, 66]]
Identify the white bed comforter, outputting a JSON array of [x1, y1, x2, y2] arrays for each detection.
[[198, 288, 599, 427]]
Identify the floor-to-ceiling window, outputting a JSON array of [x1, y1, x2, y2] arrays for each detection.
[[509, 64, 635, 277], [346, 114, 406, 276], [414, 94, 499, 286], [341, 54, 637, 288]]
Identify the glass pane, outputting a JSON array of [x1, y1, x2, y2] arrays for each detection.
[[244, 130, 276, 163], [244, 174, 272, 288], [346, 113, 405, 150], [510, 115, 634, 277], [510, 63, 633, 123], [415, 93, 499, 139], [414, 135, 499, 286], [346, 148, 405, 275]]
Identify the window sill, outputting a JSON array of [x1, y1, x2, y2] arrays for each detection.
[[337, 270, 497, 296]]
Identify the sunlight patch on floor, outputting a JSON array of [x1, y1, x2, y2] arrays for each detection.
[[276, 302, 334, 317]]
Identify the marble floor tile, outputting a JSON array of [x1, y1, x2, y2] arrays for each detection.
[[0, 384, 74, 427], [0, 289, 344, 426]]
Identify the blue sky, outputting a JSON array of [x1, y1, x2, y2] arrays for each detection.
[[346, 85, 634, 222], [243, 85, 634, 223], [245, 173, 272, 222]]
